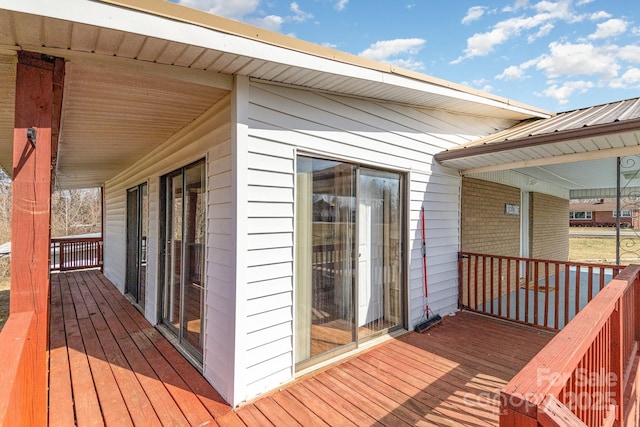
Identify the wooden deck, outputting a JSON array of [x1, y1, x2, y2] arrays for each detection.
[[49, 270, 555, 426]]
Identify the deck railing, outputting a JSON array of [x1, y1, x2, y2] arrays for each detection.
[[0, 311, 37, 426], [458, 252, 623, 330], [500, 264, 640, 426], [50, 237, 103, 271]]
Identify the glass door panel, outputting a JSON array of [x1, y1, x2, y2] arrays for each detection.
[[358, 169, 402, 337], [161, 159, 206, 362], [126, 183, 148, 309], [296, 157, 403, 368], [296, 157, 356, 364], [164, 173, 184, 334], [126, 187, 139, 301], [138, 184, 148, 310], [182, 161, 205, 353]]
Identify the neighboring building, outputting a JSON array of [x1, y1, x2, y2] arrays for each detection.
[[569, 199, 639, 228], [0, 1, 639, 421]]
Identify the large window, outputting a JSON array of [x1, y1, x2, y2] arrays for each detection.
[[570, 211, 592, 220], [295, 157, 403, 368], [612, 210, 632, 217]]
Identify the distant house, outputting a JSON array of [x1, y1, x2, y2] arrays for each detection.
[[569, 199, 639, 228]]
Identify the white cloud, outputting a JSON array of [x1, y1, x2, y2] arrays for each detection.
[[322, 42, 338, 49], [289, 2, 313, 23], [536, 41, 619, 79], [246, 14, 284, 32], [496, 65, 527, 80], [176, 0, 311, 32], [335, 0, 348, 11], [576, 0, 594, 5], [541, 80, 594, 104], [359, 38, 426, 61], [588, 18, 628, 40], [455, 0, 583, 62], [617, 45, 640, 63], [609, 68, 640, 89], [358, 38, 426, 71], [462, 6, 487, 25], [589, 11, 612, 21], [503, 0, 528, 13], [177, 0, 259, 19], [528, 22, 554, 42], [392, 58, 426, 71]]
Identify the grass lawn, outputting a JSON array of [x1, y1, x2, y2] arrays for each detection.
[[569, 234, 640, 264]]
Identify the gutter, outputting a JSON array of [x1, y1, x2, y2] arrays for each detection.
[[435, 117, 640, 162]]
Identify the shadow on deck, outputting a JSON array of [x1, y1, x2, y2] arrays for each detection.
[[49, 270, 555, 426]]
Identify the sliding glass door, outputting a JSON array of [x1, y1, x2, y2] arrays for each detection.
[[295, 157, 403, 368], [160, 159, 206, 361], [126, 182, 148, 309]]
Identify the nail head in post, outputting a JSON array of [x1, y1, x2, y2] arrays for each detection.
[[27, 128, 36, 147]]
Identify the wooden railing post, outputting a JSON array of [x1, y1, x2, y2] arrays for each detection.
[[59, 240, 65, 271]]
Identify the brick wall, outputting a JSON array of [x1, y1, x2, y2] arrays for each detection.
[[530, 192, 569, 261], [461, 178, 520, 256]]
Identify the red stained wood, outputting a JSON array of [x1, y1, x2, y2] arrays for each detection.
[[48, 278, 74, 427], [0, 312, 36, 426], [86, 271, 230, 420], [502, 264, 640, 425], [10, 51, 64, 426], [236, 403, 274, 426], [48, 271, 233, 426], [46, 270, 577, 426]]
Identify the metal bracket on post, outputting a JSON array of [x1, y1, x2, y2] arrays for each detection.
[[27, 128, 36, 147]]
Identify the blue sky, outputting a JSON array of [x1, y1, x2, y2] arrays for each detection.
[[171, 0, 640, 113]]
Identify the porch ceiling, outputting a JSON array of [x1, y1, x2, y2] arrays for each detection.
[[436, 98, 640, 198], [0, 54, 229, 188]]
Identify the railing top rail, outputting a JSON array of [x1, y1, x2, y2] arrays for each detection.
[[501, 264, 640, 412], [459, 251, 621, 271], [51, 237, 102, 243]]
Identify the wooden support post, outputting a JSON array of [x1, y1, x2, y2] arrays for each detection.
[[10, 51, 64, 426]]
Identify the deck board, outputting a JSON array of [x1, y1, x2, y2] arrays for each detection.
[[48, 270, 554, 426]]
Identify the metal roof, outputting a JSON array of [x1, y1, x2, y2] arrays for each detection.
[[435, 97, 640, 175], [434, 98, 640, 200]]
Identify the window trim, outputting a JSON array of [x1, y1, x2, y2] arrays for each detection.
[[612, 210, 632, 217], [570, 211, 592, 220]]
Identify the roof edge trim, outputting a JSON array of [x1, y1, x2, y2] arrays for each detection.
[[95, 0, 551, 117], [435, 117, 640, 162]]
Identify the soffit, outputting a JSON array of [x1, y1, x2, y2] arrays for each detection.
[[0, 4, 550, 120]]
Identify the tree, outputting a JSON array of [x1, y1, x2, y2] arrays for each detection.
[[51, 188, 101, 237]]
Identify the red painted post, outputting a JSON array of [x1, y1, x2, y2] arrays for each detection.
[[10, 51, 64, 426]]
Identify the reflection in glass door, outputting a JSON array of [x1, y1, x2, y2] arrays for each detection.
[[126, 183, 148, 309], [161, 160, 206, 361], [295, 157, 403, 369]]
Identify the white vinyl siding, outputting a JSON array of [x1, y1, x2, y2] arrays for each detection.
[[236, 81, 517, 402], [103, 95, 233, 400]]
